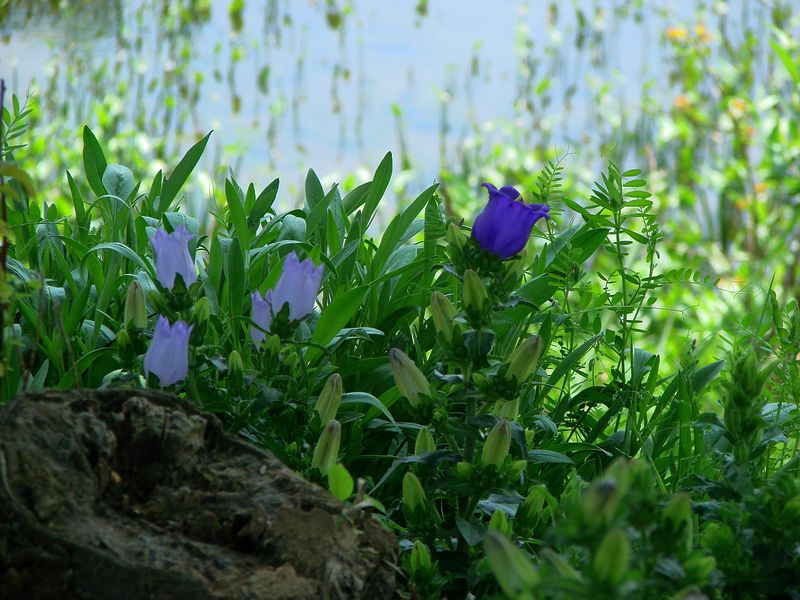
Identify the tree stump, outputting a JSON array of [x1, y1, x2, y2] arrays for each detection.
[[0, 389, 396, 599]]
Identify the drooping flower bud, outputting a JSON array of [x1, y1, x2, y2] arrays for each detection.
[[462, 269, 488, 316], [315, 373, 342, 425], [414, 426, 436, 455], [472, 183, 549, 260], [484, 532, 540, 598], [150, 225, 197, 290], [592, 528, 629, 586], [481, 418, 511, 468], [430, 292, 456, 343], [124, 281, 148, 329], [311, 419, 341, 476], [389, 348, 431, 408], [505, 335, 543, 385], [143, 316, 193, 386]]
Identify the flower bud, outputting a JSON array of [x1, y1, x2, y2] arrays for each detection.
[[191, 296, 212, 326], [488, 509, 510, 535], [505, 335, 543, 385], [402, 471, 428, 515], [509, 459, 527, 481], [582, 479, 619, 528], [481, 418, 511, 468], [493, 398, 519, 421], [228, 349, 243, 379], [455, 461, 474, 481], [592, 528, 629, 586], [462, 269, 488, 315], [311, 420, 341, 476], [516, 485, 547, 530], [389, 348, 431, 408], [430, 291, 456, 343], [446, 221, 466, 252], [414, 426, 436, 456], [410, 540, 433, 577], [265, 334, 281, 357], [484, 532, 540, 598], [314, 373, 342, 425], [124, 281, 148, 329]]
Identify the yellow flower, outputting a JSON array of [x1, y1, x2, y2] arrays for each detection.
[[695, 24, 712, 44], [666, 26, 687, 41]]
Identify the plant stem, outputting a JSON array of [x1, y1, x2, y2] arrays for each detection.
[[0, 78, 7, 389]]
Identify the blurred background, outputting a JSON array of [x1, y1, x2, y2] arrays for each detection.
[[2, 0, 799, 355]]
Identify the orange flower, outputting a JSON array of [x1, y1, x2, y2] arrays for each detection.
[[695, 24, 712, 43], [674, 95, 691, 109], [666, 26, 688, 41]]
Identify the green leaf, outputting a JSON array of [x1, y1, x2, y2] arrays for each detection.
[[225, 178, 250, 249], [306, 286, 369, 363], [227, 236, 246, 324], [340, 392, 399, 431], [102, 164, 135, 200], [82, 126, 108, 197], [692, 360, 725, 394], [360, 152, 392, 230], [158, 131, 212, 214], [327, 464, 354, 502], [85, 242, 152, 275]]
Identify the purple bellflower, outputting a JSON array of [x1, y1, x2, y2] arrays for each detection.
[[151, 225, 197, 290], [471, 183, 550, 260], [250, 252, 324, 344], [144, 316, 193, 386]]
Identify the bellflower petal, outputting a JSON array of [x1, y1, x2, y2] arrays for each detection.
[[250, 290, 273, 343], [471, 182, 550, 260], [270, 252, 324, 321], [151, 225, 197, 290], [144, 316, 193, 386]]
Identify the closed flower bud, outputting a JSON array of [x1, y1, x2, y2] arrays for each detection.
[[455, 461, 474, 481], [389, 348, 431, 408], [265, 334, 281, 357], [493, 398, 519, 421], [430, 291, 456, 343], [462, 269, 488, 315], [446, 221, 466, 251], [484, 532, 540, 598], [150, 225, 197, 290], [414, 426, 436, 455], [402, 471, 428, 515], [410, 540, 433, 576], [311, 420, 341, 476], [516, 485, 547, 530], [509, 459, 527, 481], [488, 509, 510, 535], [228, 349, 243, 378], [592, 528, 629, 586], [481, 418, 511, 468], [144, 316, 193, 387], [191, 296, 212, 325], [315, 373, 342, 425], [505, 335, 543, 385], [124, 281, 148, 329]]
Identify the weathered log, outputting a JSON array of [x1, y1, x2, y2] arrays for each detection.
[[0, 389, 396, 599]]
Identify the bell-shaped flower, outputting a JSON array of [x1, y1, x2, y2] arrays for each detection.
[[144, 316, 193, 386], [250, 290, 274, 344], [472, 183, 549, 260], [150, 225, 197, 290], [270, 252, 324, 320]]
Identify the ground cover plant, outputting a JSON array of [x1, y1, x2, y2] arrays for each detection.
[[3, 76, 800, 598]]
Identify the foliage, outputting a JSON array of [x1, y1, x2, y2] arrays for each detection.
[[2, 97, 799, 596]]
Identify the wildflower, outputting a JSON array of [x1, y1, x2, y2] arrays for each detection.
[[665, 26, 687, 41], [144, 316, 193, 386], [250, 290, 274, 344], [389, 348, 431, 408], [150, 225, 197, 290], [472, 183, 549, 260], [695, 23, 712, 44], [271, 252, 324, 321]]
